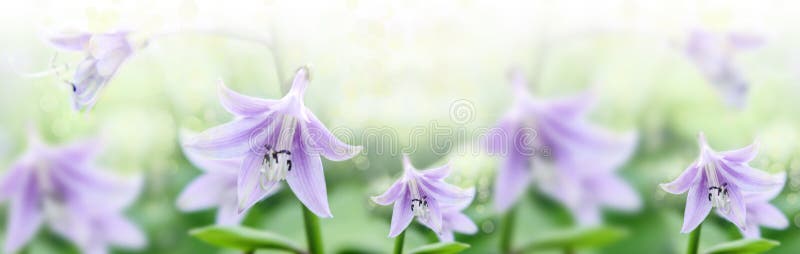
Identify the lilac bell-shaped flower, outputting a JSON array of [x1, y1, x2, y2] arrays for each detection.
[[371, 155, 474, 238], [0, 132, 145, 253], [184, 67, 362, 218], [661, 133, 784, 233], [486, 70, 639, 221], [48, 31, 134, 111]]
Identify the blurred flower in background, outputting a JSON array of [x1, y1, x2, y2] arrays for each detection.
[[682, 29, 763, 109], [486, 69, 639, 225], [0, 131, 145, 253]]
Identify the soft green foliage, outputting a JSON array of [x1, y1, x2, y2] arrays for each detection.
[[407, 242, 470, 254], [189, 225, 304, 253], [704, 239, 780, 254], [520, 226, 628, 251]]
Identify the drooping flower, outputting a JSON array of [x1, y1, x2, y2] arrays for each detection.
[[683, 29, 763, 109], [48, 30, 135, 111], [0, 132, 145, 254], [177, 132, 280, 225], [184, 67, 362, 218], [661, 133, 784, 233], [371, 154, 474, 238], [437, 188, 478, 242], [485, 70, 639, 222], [717, 171, 788, 238]]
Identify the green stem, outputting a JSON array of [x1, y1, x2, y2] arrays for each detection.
[[500, 206, 517, 254], [393, 230, 406, 254], [302, 204, 324, 254], [564, 246, 575, 254], [687, 223, 702, 254]]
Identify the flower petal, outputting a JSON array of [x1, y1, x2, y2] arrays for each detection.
[[371, 180, 406, 206], [302, 111, 362, 161], [660, 164, 700, 194], [540, 91, 595, 120], [217, 199, 246, 225], [218, 81, 278, 116], [4, 174, 43, 254], [445, 212, 478, 234], [750, 202, 788, 229], [71, 58, 107, 110], [388, 190, 413, 237], [100, 213, 147, 249], [420, 163, 452, 182], [418, 194, 443, 233], [537, 114, 637, 175], [720, 142, 758, 163], [286, 152, 332, 218], [177, 172, 235, 211], [237, 153, 279, 213], [420, 180, 473, 205], [484, 116, 516, 155], [0, 164, 26, 202], [288, 127, 332, 218], [573, 203, 602, 226], [88, 33, 130, 59], [741, 221, 761, 239], [744, 172, 786, 202], [681, 174, 712, 233], [53, 163, 142, 212], [727, 33, 764, 50], [718, 160, 782, 192], [493, 148, 530, 212], [443, 188, 475, 212], [592, 174, 641, 211], [185, 116, 269, 159], [48, 31, 91, 51], [720, 184, 748, 229], [437, 229, 455, 242]]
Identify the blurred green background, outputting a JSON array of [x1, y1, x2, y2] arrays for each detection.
[[3, 0, 800, 253]]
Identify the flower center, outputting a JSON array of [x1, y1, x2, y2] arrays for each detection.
[[407, 177, 430, 220], [259, 115, 297, 189], [704, 163, 730, 213]]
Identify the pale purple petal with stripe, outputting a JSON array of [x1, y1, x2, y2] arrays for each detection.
[[218, 81, 278, 116]]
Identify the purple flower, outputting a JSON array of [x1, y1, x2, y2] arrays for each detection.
[[177, 132, 280, 225], [184, 67, 362, 218], [684, 30, 763, 108], [660, 133, 784, 233], [717, 171, 788, 238], [0, 132, 145, 253], [486, 70, 639, 221], [48, 31, 134, 111], [371, 155, 474, 238]]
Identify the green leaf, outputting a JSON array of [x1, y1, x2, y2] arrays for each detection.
[[703, 238, 780, 254], [521, 226, 628, 251], [189, 225, 305, 253], [407, 242, 470, 254]]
